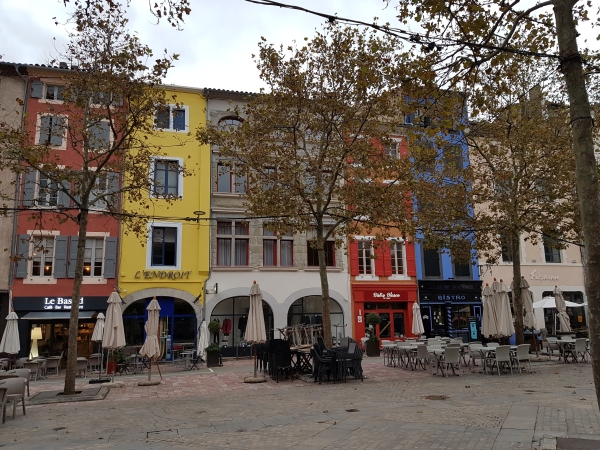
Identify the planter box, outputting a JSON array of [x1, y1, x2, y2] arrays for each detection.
[[366, 340, 380, 357], [206, 352, 221, 368], [106, 361, 116, 374]]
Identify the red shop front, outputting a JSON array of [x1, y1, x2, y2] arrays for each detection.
[[352, 284, 418, 340]]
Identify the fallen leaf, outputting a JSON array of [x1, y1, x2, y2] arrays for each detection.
[[323, 410, 328, 413]]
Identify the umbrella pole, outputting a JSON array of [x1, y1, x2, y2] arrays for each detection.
[[156, 357, 163, 380], [148, 359, 152, 381], [254, 343, 258, 378]]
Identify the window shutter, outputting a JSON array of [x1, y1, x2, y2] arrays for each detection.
[[106, 172, 120, 209], [382, 241, 392, 276], [58, 180, 71, 208], [39, 116, 51, 144], [349, 240, 359, 276], [406, 242, 416, 276], [22, 169, 37, 207], [50, 116, 64, 146], [103, 237, 117, 278], [31, 81, 43, 98], [15, 234, 30, 278], [67, 236, 78, 278], [53, 236, 68, 278], [374, 241, 385, 277]]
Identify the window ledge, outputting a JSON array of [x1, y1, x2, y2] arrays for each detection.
[[389, 275, 411, 280], [355, 275, 379, 281], [213, 192, 245, 197], [303, 267, 343, 272], [23, 277, 57, 285], [213, 266, 253, 271], [81, 277, 108, 284], [259, 267, 298, 272]]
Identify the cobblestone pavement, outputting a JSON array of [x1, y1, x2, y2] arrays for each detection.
[[1, 358, 600, 449]]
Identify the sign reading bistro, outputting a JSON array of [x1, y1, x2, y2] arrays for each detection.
[[134, 270, 192, 280]]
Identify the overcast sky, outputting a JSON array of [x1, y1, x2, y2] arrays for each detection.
[[0, 0, 402, 93]]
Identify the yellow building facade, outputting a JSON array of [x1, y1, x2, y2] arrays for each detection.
[[118, 86, 210, 359]]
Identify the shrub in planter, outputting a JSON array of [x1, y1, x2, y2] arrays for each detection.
[[205, 343, 221, 367]]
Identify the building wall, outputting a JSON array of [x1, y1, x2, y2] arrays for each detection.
[[119, 86, 210, 321]]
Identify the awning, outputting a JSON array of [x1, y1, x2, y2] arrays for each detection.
[[21, 311, 97, 320]]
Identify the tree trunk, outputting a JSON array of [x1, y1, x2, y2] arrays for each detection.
[[63, 208, 89, 395], [510, 230, 524, 345], [553, 0, 600, 409], [316, 227, 332, 347]]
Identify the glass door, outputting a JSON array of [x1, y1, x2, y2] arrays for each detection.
[[378, 312, 391, 338], [393, 313, 405, 338]]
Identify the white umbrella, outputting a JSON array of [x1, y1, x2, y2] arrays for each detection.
[[494, 280, 515, 338], [197, 320, 209, 361], [139, 297, 161, 381], [102, 291, 126, 378], [246, 281, 266, 379], [481, 284, 497, 338], [0, 311, 20, 355], [532, 297, 584, 309], [411, 302, 425, 336], [91, 312, 105, 378], [554, 287, 572, 333]]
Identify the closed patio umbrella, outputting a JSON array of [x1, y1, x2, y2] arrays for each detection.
[[102, 291, 126, 379], [411, 302, 425, 336], [494, 280, 515, 338], [481, 284, 497, 338], [245, 281, 266, 379], [554, 286, 572, 333], [0, 311, 20, 356], [139, 297, 161, 381], [197, 320, 209, 361], [518, 278, 537, 330], [91, 313, 105, 379]]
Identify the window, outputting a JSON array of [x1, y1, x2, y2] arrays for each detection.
[[307, 236, 335, 267], [263, 167, 276, 190], [390, 241, 405, 275], [263, 227, 293, 267], [385, 142, 399, 159], [218, 116, 243, 130], [423, 247, 441, 278], [83, 238, 104, 277], [31, 237, 54, 276], [153, 159, 181, 197], [45, 85, 64, 101], [500, 235, 513, 262], [453, 260, 471, 278], [151, 227, 177, 266], [443, 145, 463, 170], [37, 174, 58, 207], [358, 240, 373, 275], [216, 221, 249, 266], [38, 115, 65, 147], [88, 121, 111, 150], [543, 236, 562, 263], [91, 91, 123, 106], [217, 163, 246, 194], [155, 105, 189, 132]]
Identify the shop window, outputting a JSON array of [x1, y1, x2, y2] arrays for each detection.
[[216, 221, 249, 266], [31, 236, 54, 276], [543, 236, 562, 263], [423, 247, 441, 278], [83, 238, 104, 277], [262, 227, 293, 267], [287, 296, 344, 344]]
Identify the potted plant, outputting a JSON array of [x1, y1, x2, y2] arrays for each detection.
[[205, 343, 221, 368], [107, 349, 128, 374], [208, 320, 221, 344], [365, 313, 382, 357]]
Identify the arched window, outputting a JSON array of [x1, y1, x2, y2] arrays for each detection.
[[287, 296, 345, 343], [218, 116, 243, 130]]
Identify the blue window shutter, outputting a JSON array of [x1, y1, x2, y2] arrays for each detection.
[[53, 236, 68, 278], [106, 172, 120, 209], [39, 116, 51, 144], [15, 234, 30, 278], [68, 236, 79, 278], [172, 108, 185, 131], [22, 169, 37, 207], [50, 116, 64, 146], [31, 81, 43, 98], [103, 237, 117, 278], [58, 180, 71, 208]]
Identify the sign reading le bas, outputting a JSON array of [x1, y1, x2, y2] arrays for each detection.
[[44, 297, 84, 310], [134, 270, 192, 280]]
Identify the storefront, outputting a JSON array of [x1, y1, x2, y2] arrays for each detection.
[[12, 296, 109, 359], [418, 280, 483, 340], [122, 297, 197, 360], [352, 284, 418, 340]]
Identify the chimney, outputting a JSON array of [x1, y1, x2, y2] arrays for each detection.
[[59, 62, 68, 69]]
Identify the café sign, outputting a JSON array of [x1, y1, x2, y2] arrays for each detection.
[[44, 297, 84, 310], [373, 292, 402, 300]]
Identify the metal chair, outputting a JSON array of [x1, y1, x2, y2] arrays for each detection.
[[441, 346, 462, 377], [485, 345, 512, 375], [45, 357, 61, 376], [412, 345, 431, 371], [76, 357, 88, 378], [468, 344, 483, 367], [510, 344, 532, 373], [22, 361, 39, 381], [563, 338, 588, 363]]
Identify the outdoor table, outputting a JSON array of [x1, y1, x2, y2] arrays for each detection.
[[556, 339, 576, 363], [291, 348, 312, 374]]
